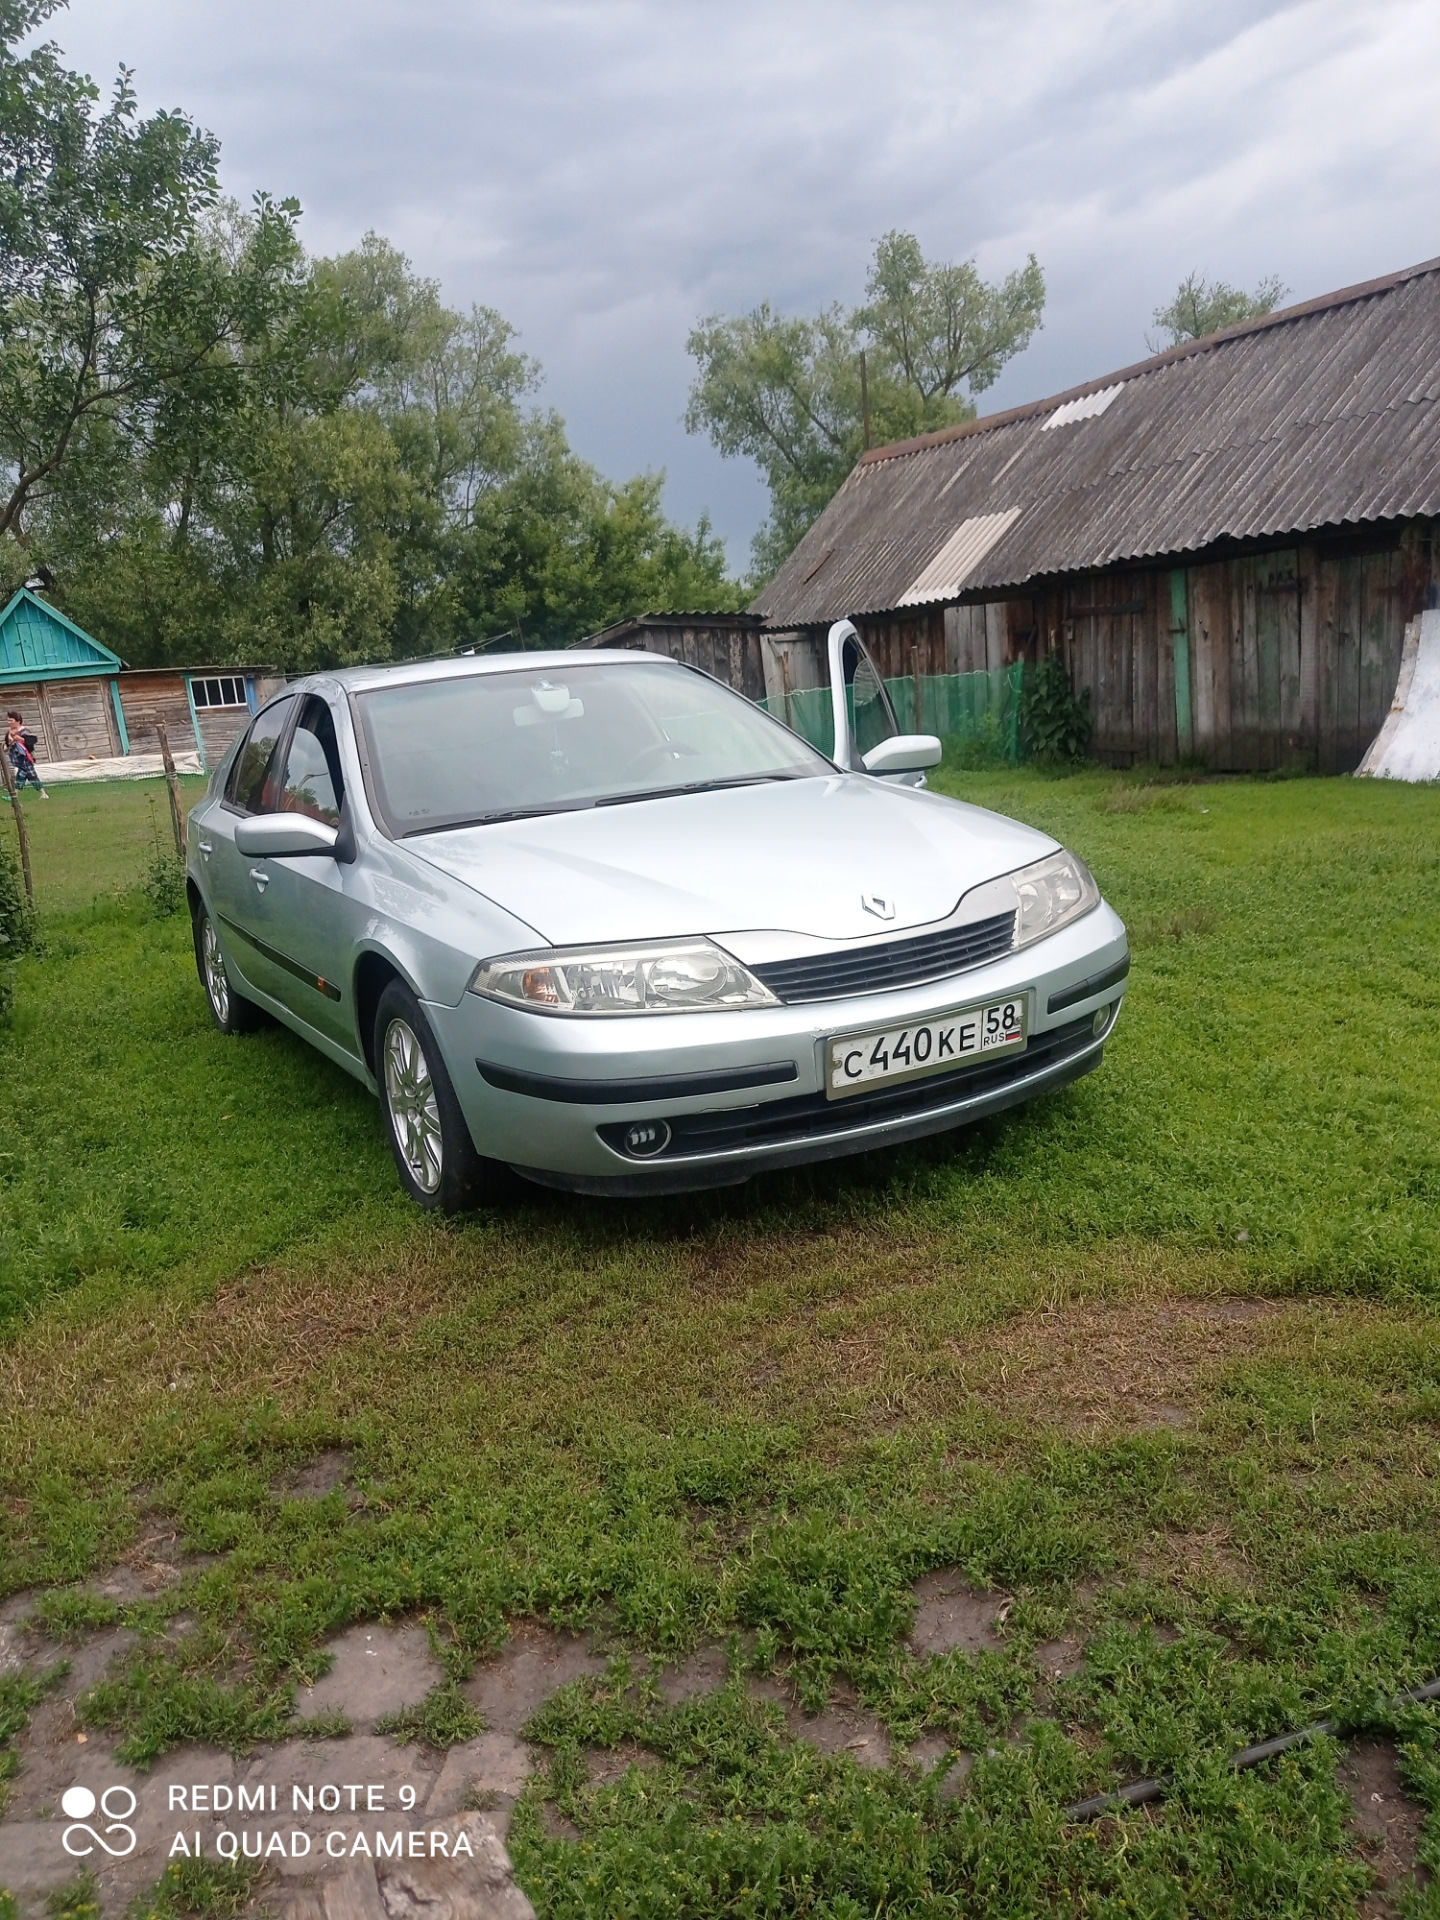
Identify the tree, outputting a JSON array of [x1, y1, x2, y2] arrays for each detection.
[[686, 231, 1044, 578], [11, 7, 744, 667], [43, 219, 742, 667], [1150, 271, 1289, 350], [0, 1, 302, 555], [446, 416, 743, 650]]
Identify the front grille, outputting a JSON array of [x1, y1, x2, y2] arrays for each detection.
[[597, 1015, 1097, 1160], [750, 909, 1016, 1004]]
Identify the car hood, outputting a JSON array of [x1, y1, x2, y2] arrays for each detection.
[[402, 774, 1057, 948]]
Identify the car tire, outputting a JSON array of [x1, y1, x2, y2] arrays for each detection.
[[193, 903, 266, 1035], [375, 978, 507, 1212]]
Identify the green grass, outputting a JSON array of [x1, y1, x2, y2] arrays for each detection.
[[2, 767, 1440, 1915]]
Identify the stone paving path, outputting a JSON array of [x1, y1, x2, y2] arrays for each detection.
[[0, 1570, 1023, 1920], [9, 1561, 1424, 1916]]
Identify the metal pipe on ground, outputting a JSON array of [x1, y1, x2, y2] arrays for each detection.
[[1066, 1673, 1440, 1822]]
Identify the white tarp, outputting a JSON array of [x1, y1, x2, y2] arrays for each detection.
[[1357, 610, 1440, 781], [34, 750, 204, 786]]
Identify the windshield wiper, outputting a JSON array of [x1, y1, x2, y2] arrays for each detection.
[[593, 773, 801, 809], [401, 774, 803, 835], [402, 802, 584, 836]]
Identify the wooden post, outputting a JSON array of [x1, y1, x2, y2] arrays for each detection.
[[0, 749, 34, 909], [912, 644, 924, 734], [155, 719, 187, 859], [779, 648, 793, 729]]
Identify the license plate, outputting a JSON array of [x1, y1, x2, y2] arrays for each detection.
[[825, 994, 1027, 1099]]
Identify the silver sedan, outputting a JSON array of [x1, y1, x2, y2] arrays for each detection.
[[186, 641, 1129, 1209]]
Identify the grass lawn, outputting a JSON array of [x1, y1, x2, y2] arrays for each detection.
[[2, 765, 1440, 1916]]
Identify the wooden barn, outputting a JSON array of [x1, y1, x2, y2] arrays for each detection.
[[0, 588, 283, 774], [579, 611, 770, 699], [750, 257, 1440, 773]]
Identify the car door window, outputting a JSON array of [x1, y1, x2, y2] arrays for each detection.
[[843, 637, 899, 757], [280, 700, 344, 825], [226, 696, 298, 814]]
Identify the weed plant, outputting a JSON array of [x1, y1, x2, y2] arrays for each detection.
[[1019, 651, 1093, 765]]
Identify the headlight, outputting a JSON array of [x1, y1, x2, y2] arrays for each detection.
[[1010, 849, 1099, 947], [470, 939, 779, 1015]]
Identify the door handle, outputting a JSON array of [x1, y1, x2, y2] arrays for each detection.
[[199, 839, 213, 862], [249, 867, 269, 892]]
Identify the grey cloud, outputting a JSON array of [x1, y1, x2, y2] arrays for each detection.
[[49, 0, 1440, 565]]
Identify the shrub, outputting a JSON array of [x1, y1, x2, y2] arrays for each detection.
[[1020, 650, 1092, 765], [0, 834, 36, 1021], [141, 846, 187, 918], [139, 795, 187, 916]]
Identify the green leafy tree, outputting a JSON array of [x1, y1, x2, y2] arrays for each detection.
[[1150, 271, 1288, 350], [12, 12, 743, 668], [0, 2, 300, 557], [448, 417, 742, 650], [686, 231, 1044, 578]]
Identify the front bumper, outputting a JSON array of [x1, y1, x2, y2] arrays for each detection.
[[422, 902, 1128, 1193]]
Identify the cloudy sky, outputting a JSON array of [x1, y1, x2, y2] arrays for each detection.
[[47, 0, 1440, 566]]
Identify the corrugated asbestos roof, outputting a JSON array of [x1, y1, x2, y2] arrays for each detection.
[[753, 257, 1440, 626]]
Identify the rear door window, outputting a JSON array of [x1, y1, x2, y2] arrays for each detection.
[[226, 696, 298, 814]]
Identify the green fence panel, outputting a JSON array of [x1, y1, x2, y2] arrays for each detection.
[[760, 663, 1025, 763], [758, 684, 834, 754]]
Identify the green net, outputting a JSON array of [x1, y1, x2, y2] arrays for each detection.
[[759, 663, 1024, 765]]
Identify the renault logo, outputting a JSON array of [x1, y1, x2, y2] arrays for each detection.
[[861, 894, 896, 920]]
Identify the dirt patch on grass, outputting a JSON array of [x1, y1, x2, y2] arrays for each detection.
[[278, 1447, 355, 1499], [1343, 1737, 1430, 1915], [969, 1294, 1291, 1435], [909, 1572, 1009, 1657], [747, 1673, 892, 1770]]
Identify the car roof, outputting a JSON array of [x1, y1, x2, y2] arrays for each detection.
[[318, 649, 677, 696]]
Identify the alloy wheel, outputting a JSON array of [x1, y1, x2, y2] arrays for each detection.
[[201, 917, 231, 1025], [383, 1016, 443, 1194]]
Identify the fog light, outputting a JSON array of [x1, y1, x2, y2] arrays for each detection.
[[1093, 1003, 1113, 1037], [623, 1120, 671, 1158]]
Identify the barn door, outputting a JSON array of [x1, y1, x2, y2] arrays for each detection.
[[43, 680, 119, 761], [1236, 553, 1302, 769]]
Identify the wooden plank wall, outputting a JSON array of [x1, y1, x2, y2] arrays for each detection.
[[944, 603, 1011, 675], [195, 707, 250, 767], [660, 518, 1433, 773], [1054, 570, 1177, 766], [3, 679, 120, 762], [1313, 536, 1428, 773], [118, 674, 200, 755], [600, 622, 768, 702], [1188, 550, 1304, 770], [854, 608, 946, 679], [44, 679, 120, 760], [1, 684, 53, 761], [1029, 518, 1437, 771]]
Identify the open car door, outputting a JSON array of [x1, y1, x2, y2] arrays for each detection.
[[826, 619, 943, 783]]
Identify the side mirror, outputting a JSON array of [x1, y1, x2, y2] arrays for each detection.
[[863, 734, 943, 774], [234, 813, 339, 858]]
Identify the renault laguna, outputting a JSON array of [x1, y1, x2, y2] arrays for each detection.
[[186, 623, 1129, 1209]]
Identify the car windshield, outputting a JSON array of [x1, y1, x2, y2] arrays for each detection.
[[356, 659, 833, 835]]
